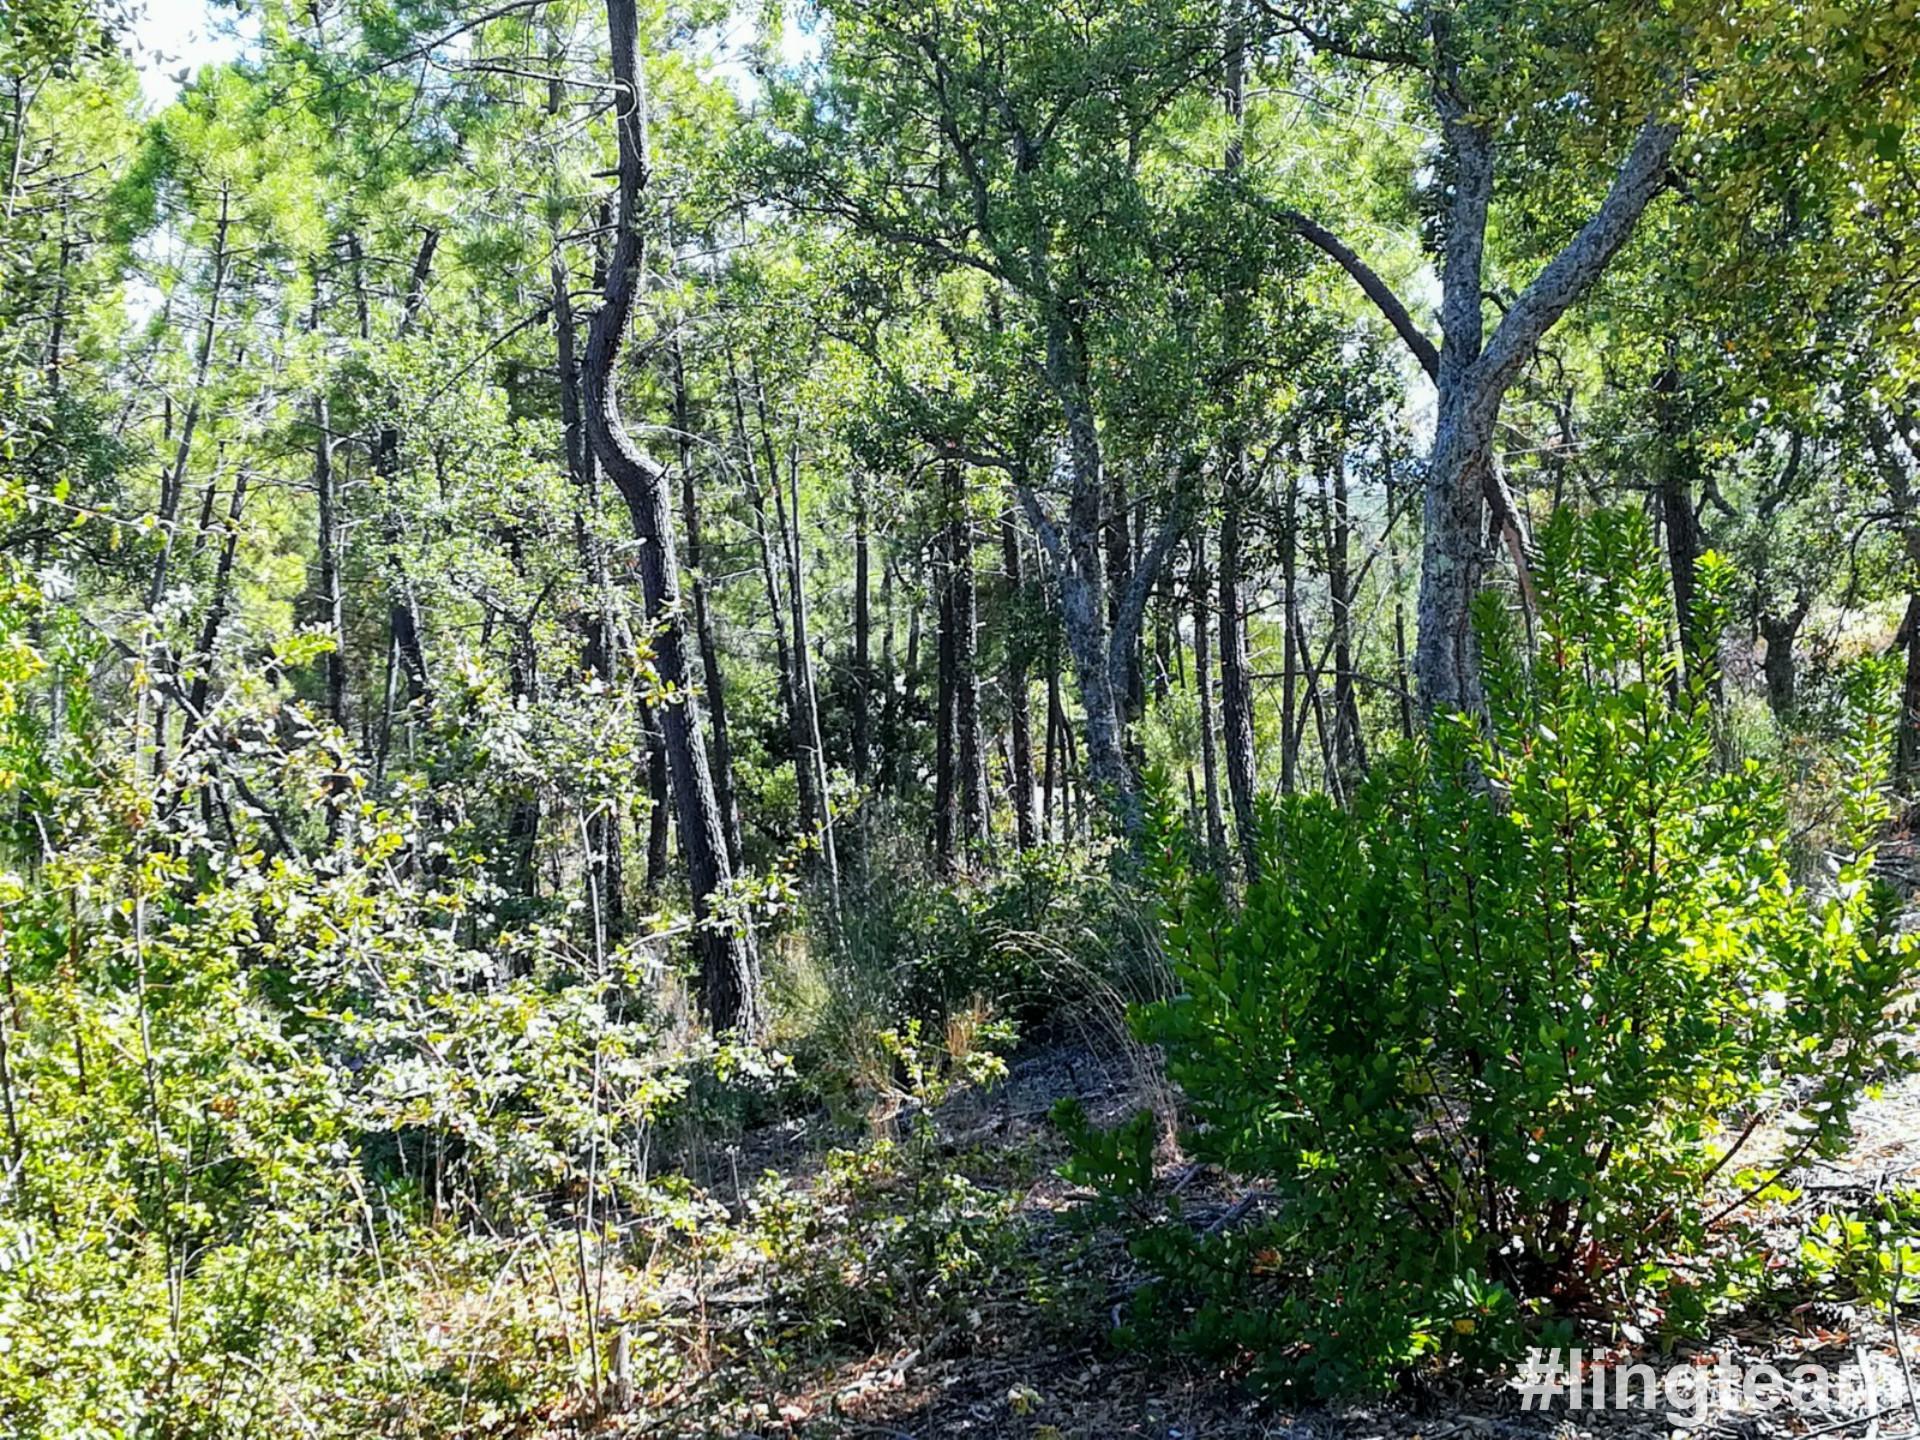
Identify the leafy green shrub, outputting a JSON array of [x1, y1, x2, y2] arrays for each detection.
[[1796, 1187, 1920, 1308], [1088, 508, 1916, 1395], [730, 1020, 1021, 1364]]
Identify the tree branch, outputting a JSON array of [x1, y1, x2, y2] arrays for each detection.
[[1272, 206, 1439, 379], [1474, 112, 1680, 396]]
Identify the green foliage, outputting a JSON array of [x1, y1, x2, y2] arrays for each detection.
[[0, 569, 737, 1432], [744, 1019, 1019, 1354], [776, 841, 1154, 1115], [1796, 1187, 1920, 1310], [1075, 508, 1917, 1395], [1052, 1098, 1156, 1204]]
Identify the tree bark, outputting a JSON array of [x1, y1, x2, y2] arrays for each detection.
[[180, 469, 249, 748], [1900, 596, 1920, 794], [1220, 452, 1259, 874], [1217, 6, 1260, 868], [313, 395, 346, 730], [851, 470, 874, 790], [1191, 532, 1227, 863], [728, 354, 811, 840], [783, 438, 840, 898], [670, 331, 742, 869], [1003, 510, 1036, 849], [948, 462, 989, 855], [1322, 452, 1367, 790], [584, 0, 759, 1032], [554, 233, 626, 940], [934, 518, 957, 870], [146, 183, 230, 617], [1758, 606, 1807, 723], [1285, 92, 1678, 718], [1866, 410, 1920, 794], [375, 229, 440, 708]]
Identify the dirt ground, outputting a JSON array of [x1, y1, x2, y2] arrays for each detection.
[[609, 1042, 1920, 1440]]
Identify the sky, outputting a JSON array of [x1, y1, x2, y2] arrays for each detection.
[[125, 0, 815, 110], [127, 0, 257, 108]]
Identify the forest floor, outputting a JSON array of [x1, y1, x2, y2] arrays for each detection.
[[601, 1041, 1920, 1440]]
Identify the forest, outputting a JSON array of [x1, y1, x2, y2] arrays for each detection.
[[4, 0, 1920, 1433]]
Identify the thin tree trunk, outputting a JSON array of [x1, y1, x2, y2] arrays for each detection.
[[1389, 492, 1415, 743], [1866, 411, 1920, 795], [1323, 454, 1367, 790], [1901, 597, 1920, 794], [1043, 651, 1060, 842], [505, 525, 543, 900], [313, 396, 346, 729], [1220, 452, 1259, 874], [554, 228, 626, 941], [880, 552, 900, 796], [900, 554, 922, 798], [1002, 511, 1035, 849], [1191, 533, 1227, 862], [584, 0, 758, 1032], [643, 707, 670, 891], [1105, 463, 1134, 753], [934, 521, 957, 871], [670, 332, 742, 868], [375, 229, 440, 708], [783, 437, 840, 900], [852, 471, 873, 790], [180, 470, 249, 748], [146, 184, 230, 616], [949, 462, 988, 855], [728, 353, 810, 838], [1653, 357, 1704, 660]]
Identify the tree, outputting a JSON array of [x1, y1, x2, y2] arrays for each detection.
[[584, 0, 760, 1031]]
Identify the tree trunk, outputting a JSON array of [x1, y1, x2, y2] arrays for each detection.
[[553, 234, 626, 940], [934, 519, 957, 871], [1220, 452, 1259, 875], [729, 355, 810, 840], [1901, 597, 1920, 794], [1023, 282, 1137, 825], [1866, 410, 1920, 795], [1413, 105, 1676, 716], [851, 470, 873, 790], [1758, 607, 1806, 724], [642, 706, 671, 891], [313, 395, 346, 729], [880, 553, 901, 796], [949, 462, 988, 855], [1279, 78, 1676, 719], [1191, 533, 1227, 862], [1323, 453, 1367, 791], [1105, 462, 1135, 754], [1653, 359, 1704, 660], [180, 470, 249, 748], [375, 229, 440, 709], [670, 332, 742, 869], [498, 523, 543, 900], [146, 184, 230, 616], [782, 438, 840, 899], [1003, 511, 1036, 849], [584, 0, 758, 1032], [900, 553, 923, 798]]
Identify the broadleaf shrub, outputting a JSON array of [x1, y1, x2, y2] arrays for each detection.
[[1094, 508, 1917, 1394]]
